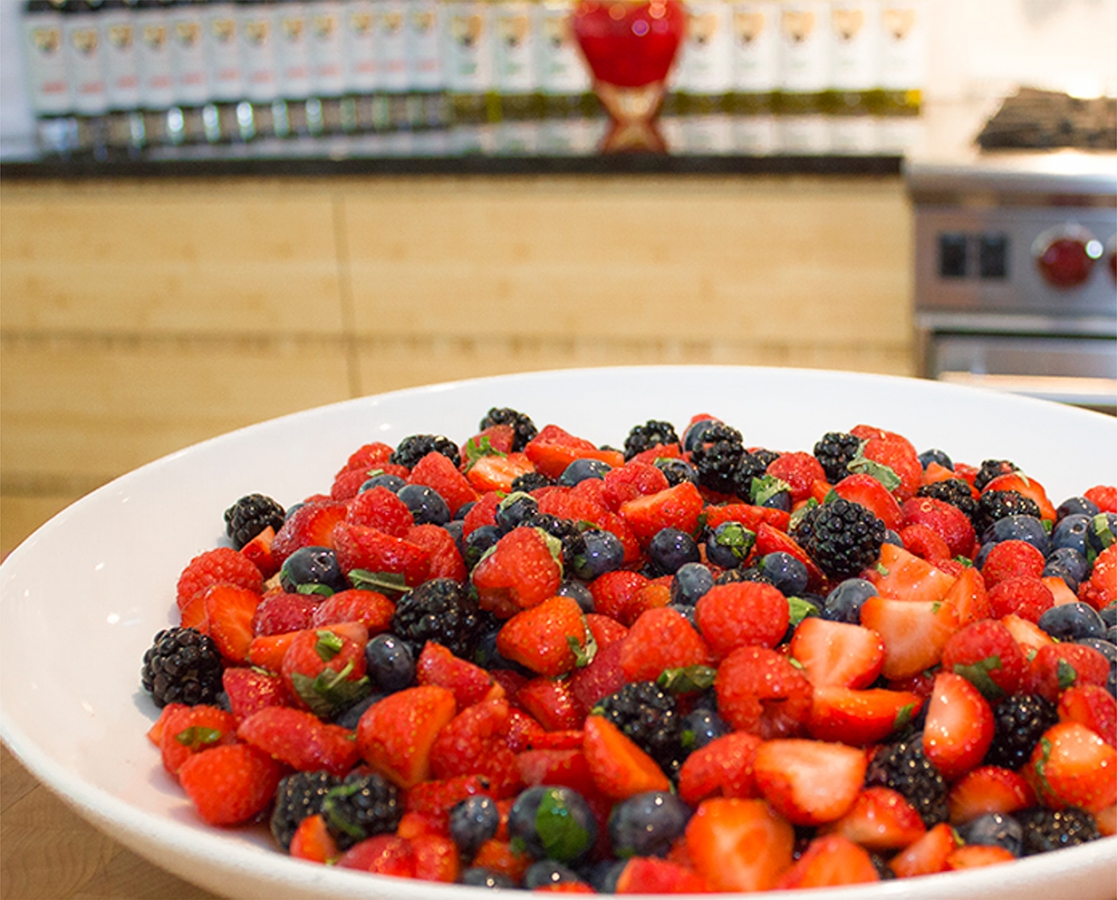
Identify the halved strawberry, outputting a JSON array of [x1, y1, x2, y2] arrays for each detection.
[[901, 496, 976, 560], [237, 705, 360, 776], [428, 698, 522, 799], [515, 676, 584, 732], [1026, 721, 1117, 813], [465, 452, 535, 494], [900, 523, 953, 567], [677, 731, 763, 807], [807, 686, 923, 746], [270, 501, 348, 567], [703, 502, 790, 535], [356, 685, 458, 788], [1058, 684, 1117, 747], [946, 844, 1016, 869], [336, 834, 416, 877], [601, 461, 670, 512], [947, 765, 1035, 824], [830, 473, 903, 532], [1000, 612, 1054, 657], [587, 570, 651, 627], [872, 542, 958, 603], [496, 595, 590, 678], [415, 641, 504, 708], [715, 645, 813, 739], [922, 671, 995, 781], [822, 786, 926, 852], [222, 666, 291, 723], [411, 833, 461, 883], [1025, 642, 1110, 702], [888, 822, 958, 878], [332, 521, 431, 590], [856, 432, 923, 501], [517, 748, 597, 797], [774, 834, 880, 888], [941, 564, 992, 629], [789, 617, 884, 689], [523, 424, 624, 479], [684, 797, 795, 892], [752, 738, 867, 826], [280, 625, 369, 717], [405, 523, 467, 583], [247, 630, 301, 673], [582, 714, 671, 800], [619, 606, 713, 684], [177, 743, 285, 827], [289, 813, 340, 864], [310, 588, 396, 633], [240, 525, 280, 579], [203, 583, 262, 664], [408, 451, 479, 516], [613, 857, 710, 894], [982, 471, 1058, 522], [860, 593, 959, 681], [471, 526, 563, 619], [159, 704, 239, 777], [618, 480, 704, 545]]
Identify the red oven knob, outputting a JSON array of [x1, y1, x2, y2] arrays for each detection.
[[1032, 225, 1103, 289]]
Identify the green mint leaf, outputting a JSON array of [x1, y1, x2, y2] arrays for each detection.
[[315, 629, 345, 662], [1056, 658, 1078, 691], [952, 656, 1006, 702], [464, 435, 507, 470], [569, 625, 598, 669], [174, 726, 224, 750], [847, 452, 902, 492], [348, 569, 409, 595], [789, 499, 819, 531], [787, 596, 819, 628], [323, 783, 371, 841], [893, 702, 916, 732], [290, 664, 371, 720], [751, 474, 791, 507], [710, 521, 756, 561], [657, 665, 718, 695], [536, 789, 593, 863], [297, 583, 335, 597]]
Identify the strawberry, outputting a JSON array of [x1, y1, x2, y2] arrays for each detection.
[[465, 452, 535, 494], [677, 731, 763, 806], [584, 611, 628, 648], [856, 432, 922, 501], [404, 774, 491, 830], [613, 857, 710, 894], [177, 742, 285, 827], [715, 645, 813, 739], [1026, 720, 1117, 813], [582, 714, 671, 800], [280, 625, 369, 717], [774, 834, 880, 888], [1000, 612, 1054, 657], [601, 461, 670, 512], [764, 451, 825, 504], [587, 570, 653, 627], [331, 468, 375, 501], [901, 496, 976, 559], [496, 595, 590, 677], [1080, 543, 1117, 611], [203, 583, 262, 664], [789, 617, 884, 689], [619, 606, 713, 683], [336, 833, 416, 877], [332, 521, 431, 590], [1058, 684, 1117, 747], [310, 588, 395, 633], [345, 485, 414, 537], [900, 523, 953, 567], [159, 704, 239, 777], [471, 526, 563, 618], [946, 844, 1016, 869], [405, 523, 467, 582], [694, 581, 790, 658], [888, 821, 958, 878], [251, 590, 317, 637], [237, 705, 360, 776], [982, 471, 1058, 522], [461, 491, 501, 537], [516, 676, 583, 732], [941, 564, 992, 628], [823, 786, 926, 852], [703, 502, 790, 535], [289, 813, 339, 864], [569, 638, 627, 718], [471, 839, 532, 884], [523, 424, 624, 479], [270, 501, 348, 567], [240, 525, 279, 579], [859, 594, 959, 680], [1025, 642, 1110, 702], [175, 546, 263, 611], [247, 630, 300, 673], [947, 765, 1036, 824], [872, 542, 958, 603], [410, 833, 460, 883], [807, 686, 923, 746], [922, 671, 995, 781], [337, 441, 394, 475], [618, 480, 704, 545], [416, 641, 503, 708], [429, 698, 522, 798], [517, 748, 597, 797], [940, 618, 1027, 701], [221, 666, 290, 723], [1085, 485, 1117, 512], [683, 797, 795, 892], [982, 540, 1046, 588], [753, 738, 867, 826], [408, 450, 479, 516], [830, 474, 903, 532], [356, 685, 458, 788]]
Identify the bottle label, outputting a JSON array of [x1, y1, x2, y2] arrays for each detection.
[[377, 1, 409, 93], [64, 16, 108, 115], [493, 1, 537, 94], [830, 0, 878, 91], [238, 9, 277, 103], [535, 1, 589, 96], [675, 1, 733, 95], [407, 1, 442, 91], [878, 0, 927, 91], [204, 8, 242, 102], [276, 6, 313, 100], [136, 13, 176, 109], [778, 1, 830, 92], [441, 1, 492, 93], [343, 1, 378, 95], [101, 12, 140, 110], [309, 3, 347, 96], [730, 2, 778, 93], [170, 11, 209, 106]]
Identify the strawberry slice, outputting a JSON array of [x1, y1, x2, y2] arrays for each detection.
[[872, 542, 958, 603], [289, 813, 339, 864], [601, 461, 670, 512], [408, 450, 479, 516], [677, 731, 763, 807], [471, 526, 563, 618], [613, 857, 710, 894], [947, 765, 1035, 824], [203, 583, 262, 664], [524, 424, 624, 479], [240, 525, 280, 579], [684, 797, 795, 892], [405, 523, 467, 583], [618, 480, 705, 545], [619, 606, 713, 684], [789, 618, 884, 689], [830, 473, 903, 532], [1026, 721, 1117, 813], [496, 595, 591, 678], [859, 594, 959, 680], [515, 676, 583, 732], [221, 666, 290, 723], [428, 698, 523, 799], [822, 786, 925, 852], [807, 686, 923, 746], [465, 452, 535, 494], [332, 521, 431, 590], [703, 502, 791, 534], [715, 645, 813, 740], [922, 671, 995, 781], [774, 834, 880, 888], [1058, 684, 1117, 748], [356, 685, 458, 789], [752, 738, 867, 826], [177, 743, 285, 827], [582, 714, 671, 800], [237, 705, 360, 776], [941, 564, 992, 629], [415, 641, 504, 708], [946, 844, 1016, 869], [889, 822, 958, 878]]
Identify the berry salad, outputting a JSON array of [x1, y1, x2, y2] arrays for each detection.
[[141, 409, 1117, 893]]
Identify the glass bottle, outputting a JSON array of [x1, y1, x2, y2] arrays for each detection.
[[168, 0, 209, 142], [202, 0, 242, 141], [534, 0, 592, 119], [134, 0, 176, 144], [405, 0, 446, 128], [23, 0, 78, 154], [674, 0, 734, 116], [61, 0, 109, 154], [729, 0, 778, 114], [100, 0, 144, 149], [877, 0, 926, 115], [342, 0, 379, 131], [235, 0, 278, 139], [774, 0, 829, 115], [440, 0, 497, 125], [827, 0, 878, 115], [493, 0, 541, 121], [273, 0, 313, 136], [375, 0, 410, 130], [307, 0, 349, 133]]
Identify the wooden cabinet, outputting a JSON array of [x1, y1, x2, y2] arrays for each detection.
[[0, 174, 913, 555]]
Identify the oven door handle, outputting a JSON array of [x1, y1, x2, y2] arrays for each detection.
[[937, 372, 1117, 408]]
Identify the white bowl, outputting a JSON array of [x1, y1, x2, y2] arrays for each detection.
[[2, 366, 1115, 900]]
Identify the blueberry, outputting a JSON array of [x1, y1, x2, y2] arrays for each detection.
[[1051, 514, 1092, 558], [655, 458, 699, 487], [473, 626, 532, 675], [556, 580, 595, 613], [463, 524, 502, 569], [757, 551, 809, 597], [557, 458, 611, 487], [1037, 602, 1106, 642], [396, 483, 450, 526], [332, 691, 384, 730], [449, 795, 500, 858], [682, 418, 722, 453], [648, 527, 700, 576], [495, 492, 538, 533], [918, 448, 953, 470], [455, 500, 476, 521], [460, 867, 515, 889], [508, 786, 598, 865], [442, 519, 463, 549], [1077, 637, 1117, 665], [1110, 625, 1117, 645], [571, 528, 625, 580], [279, 545, 350, 594], [670, 562, 714, 606], [958, 812, 1023, 857], [359, 473, 406, 493], [680, 706, 730, 750], [1043, 547, 1089, 592], [821, 577, 878, 624], [1101, 603, 1117, 629], [523, 860, 585, 890], [1086, 512, 1117, 556], [364, 633, 415, 693], [608, 791, 692, 858], [668, 602, 698, 627], [759, 488, 793, 512], [704, 521, 756, 570], [981, 515, 1050, 557], [1056, 495, 1100, 522], [581, 860, 626, 894], [883, 529, 904, 547]]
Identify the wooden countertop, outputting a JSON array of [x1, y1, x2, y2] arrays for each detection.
[[1, 744, 218, 899]]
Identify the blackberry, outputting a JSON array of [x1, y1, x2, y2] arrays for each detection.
[[623, 419, 680, 460], [793, 498, 885, 580], [140, 627, 224, 708], [974, 459, 1020, 492], [593, 682, 687, 780], [974, 490, 1043, 537], [655, 458, 698, 487], [688, 422, 745, 495], [321, 771, 403, 850], [524, 512, 586, 569], [1017, 806, 1100, 856], [864, 736, 949, 827], [270, 770, 341, 852], [511, 471, 554, 493], [732, 448, 781, 501], [223, 493, 285, 550], [479, 406, 538, 452], [390, 434, 461, 470], [984, 693, 1058, 770], [390, 577, 482, 658], [917, 478, 978, 525], [813, 432, 862, 485]]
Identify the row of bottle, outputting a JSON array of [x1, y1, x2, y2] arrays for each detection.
[[21, 0, 928, 156]]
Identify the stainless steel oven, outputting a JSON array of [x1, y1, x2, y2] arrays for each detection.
[[906, 89, 1117, 414]]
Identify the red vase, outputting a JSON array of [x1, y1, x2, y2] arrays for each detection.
[[572, 0, 687, 152]]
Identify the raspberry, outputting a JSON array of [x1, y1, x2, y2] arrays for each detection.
[[175, 546, 263, 611], [714, 645, 812, 740], [981, 539, 1045, 588]]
